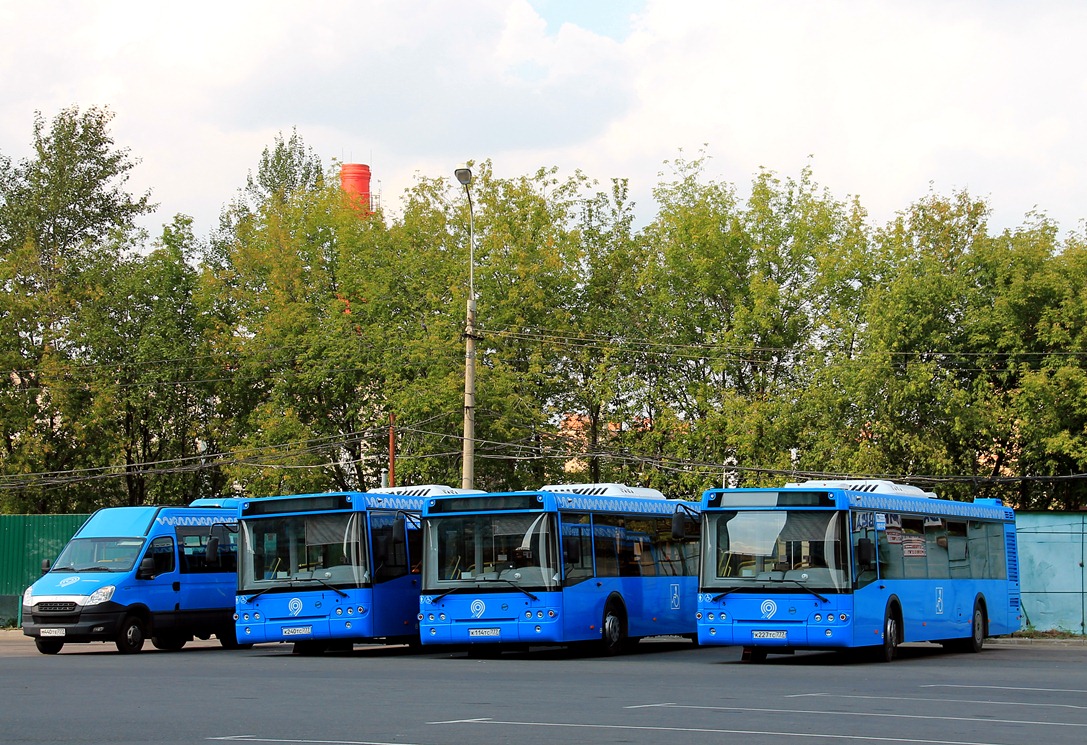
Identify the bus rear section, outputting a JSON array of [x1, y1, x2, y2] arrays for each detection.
[[696, 480, 1020, 662], [419, 483, 700, 654], [21, 498, 243, 654], [235, 486, 478, 654]]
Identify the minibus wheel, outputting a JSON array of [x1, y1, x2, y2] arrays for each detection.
[[115, 615, 146, 654], [34, 638, 63, 655]]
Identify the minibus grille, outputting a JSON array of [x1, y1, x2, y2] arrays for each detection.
[[37, 602, 78, 613]]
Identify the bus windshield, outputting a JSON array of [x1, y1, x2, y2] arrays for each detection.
[[238, 512, 368, 593], [424, 512, 560, 593], [703, 510, 849, 594], [52, 537, 146, 573]]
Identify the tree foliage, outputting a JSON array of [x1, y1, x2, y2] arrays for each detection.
[[3, 108, 1087, 512]]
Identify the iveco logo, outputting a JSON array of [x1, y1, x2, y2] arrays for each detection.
[[59, 577, 79, 587], [288, 598, 303, 616], [760, 599, 778, 619], [470, 599, 486, 618]]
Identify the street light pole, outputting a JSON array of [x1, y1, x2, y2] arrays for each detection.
[[455, 166, 476, 490]]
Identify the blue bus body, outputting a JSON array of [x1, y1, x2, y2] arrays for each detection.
[[21, 498, 243, 654], [235, 486, 479, 653], [419, 483, 701, 653], [696, 480, 1020, 662]]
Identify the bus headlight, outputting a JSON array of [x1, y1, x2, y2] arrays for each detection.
[[336, 608, 343, 616], [86, 585, 116, 606], [548, 610, 555, 618], [814, 613, 822, 622], [23, 587, 33, 607], [525, 611, 532, 619], [825, 629, 833, 637], [840, 613, 848, 622], [695, 611, 703, 620]]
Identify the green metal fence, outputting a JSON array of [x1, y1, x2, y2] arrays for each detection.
[[0, 514, 90, 626]]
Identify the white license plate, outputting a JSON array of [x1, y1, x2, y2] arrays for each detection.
[[39, 628, 66, 637], [281, 626, 312, 637], [752, 630, 787, 639], [468, 628, 500, 637]]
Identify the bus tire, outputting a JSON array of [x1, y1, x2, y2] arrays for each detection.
[[601, 598, 627, 656], [115, 615, 146, 654], [35, 638, 64, 655], [151, 632, 187, 651], [218, 626, 252, 650], [742, 646, 767, 663], [946, 600, 986, 653], [965, 602, 986, 653], [879, 603, 900, 663]]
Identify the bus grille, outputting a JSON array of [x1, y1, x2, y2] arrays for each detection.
[[37, 602, 77, 613]]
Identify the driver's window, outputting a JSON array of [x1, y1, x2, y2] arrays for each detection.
[[147, 536, 175, 575]]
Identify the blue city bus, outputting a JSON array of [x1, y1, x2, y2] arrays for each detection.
[[235, 485, 480, 654], [418, 483, 701, 654], [696, 479, 1020, 662]]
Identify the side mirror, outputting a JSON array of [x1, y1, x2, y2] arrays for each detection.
[[671, 512, 686, 541], [41, 559, 51, 575], [393, 516, 407, 545], [857, 538, 874, 567], [137, 556, 156, 580]]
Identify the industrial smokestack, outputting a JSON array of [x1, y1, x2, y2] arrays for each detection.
[[339, 163, 372, 213]]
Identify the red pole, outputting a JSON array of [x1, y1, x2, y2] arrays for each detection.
[[388, 412, 396, 487]]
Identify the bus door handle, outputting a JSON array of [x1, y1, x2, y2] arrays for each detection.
[[173, 581, 181, 592], [596, 581, 603, 587]]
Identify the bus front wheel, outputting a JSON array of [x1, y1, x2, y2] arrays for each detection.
[[601, 600, 626, 656], [879, 605, 900, 663]]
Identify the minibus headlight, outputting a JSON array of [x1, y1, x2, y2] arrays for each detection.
[[86, 585, 116, 606], [22, 587, 33, 606]]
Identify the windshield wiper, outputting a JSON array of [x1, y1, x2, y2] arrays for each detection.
[[72, 566, 111, 572], [495, 578, 538, 600], [430, 586, 466, 602], [784, 579, 828, 603], [289, 577, 349, 598], [711, 587, 741, 602]]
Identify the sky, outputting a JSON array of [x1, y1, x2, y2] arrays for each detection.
[[2, 0, 1086, 243]]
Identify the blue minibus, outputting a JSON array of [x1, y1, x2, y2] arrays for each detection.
[[418, 483, 701, 654], [696, 479, 1020, 662], [21, 498, 243, 654]]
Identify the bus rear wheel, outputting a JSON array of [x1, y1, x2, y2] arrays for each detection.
[[945, 602, 986, 653]]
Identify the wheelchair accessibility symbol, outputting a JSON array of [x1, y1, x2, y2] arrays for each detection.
[[670, 584, 680, 610]]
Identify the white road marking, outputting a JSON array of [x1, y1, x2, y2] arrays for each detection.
[[789, 692, 1087, 711], [429, 717, 1011, 744], [207, 737, 424, 745]]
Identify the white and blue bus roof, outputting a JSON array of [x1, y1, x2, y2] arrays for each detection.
[[423, 483, 700, 518], [701, 479, 1013, 523], [240, 485, 482, 519]]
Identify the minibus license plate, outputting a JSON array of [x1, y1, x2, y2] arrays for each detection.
[[469, 628, 500, 637], [752, 630, 786, 639], [282, 626, 312, 636], [39, 628, 65, 637]]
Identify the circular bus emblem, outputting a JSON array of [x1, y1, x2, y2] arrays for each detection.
[[760, 599, 778, 619], [470, 599, 486, 618], [288, 598, 303, 616]]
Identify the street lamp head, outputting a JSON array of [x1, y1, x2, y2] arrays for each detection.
[[455, 166, 473, 187]]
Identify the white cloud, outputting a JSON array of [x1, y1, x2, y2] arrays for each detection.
[[2, 0, 1086, 242]]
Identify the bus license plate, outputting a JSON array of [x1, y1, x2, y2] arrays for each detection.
[[39, 628, 65, 637], [469, 628, 500, 637], [282, 626, 312, 637], [752, 630, 787, 639]]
